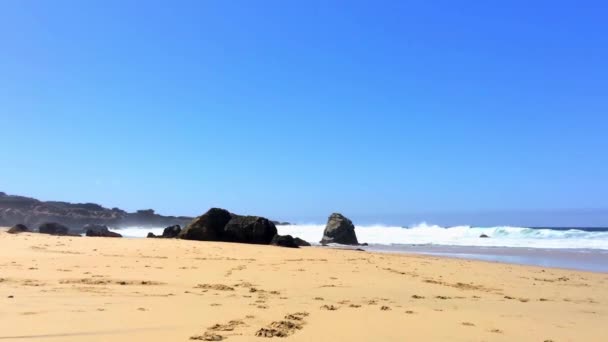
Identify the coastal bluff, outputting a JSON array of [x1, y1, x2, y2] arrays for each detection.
[[0, 191, 192, 232]]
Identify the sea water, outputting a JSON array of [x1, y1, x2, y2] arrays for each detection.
[[115, 224, 608, 272]]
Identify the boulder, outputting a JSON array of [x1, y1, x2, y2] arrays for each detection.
[[8, 224, 29, 234], [479, 234, 490, 238], [161, 225, 181, 238], [38, 222, 70, 236], [147, 232, 156, 238], [84, 224, 122, 238], [223, 216, 277, 244], [179, 208, 233, 241], [294, 237, 311, 247], [179, 208, 277, 244], [320, 213, 359, 245], [270, 234, 299, 248]]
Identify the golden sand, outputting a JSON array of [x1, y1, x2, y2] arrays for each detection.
[[1, 228, 606, 341]]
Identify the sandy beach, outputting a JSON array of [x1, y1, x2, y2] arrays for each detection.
[[1, 227, 606, 341]]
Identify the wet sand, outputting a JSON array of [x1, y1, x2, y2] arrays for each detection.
[[366, 244, 608, 272], [1, 227, 607, 341]]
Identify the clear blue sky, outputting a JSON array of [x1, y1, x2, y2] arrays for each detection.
[[1, 1, 607, 225]]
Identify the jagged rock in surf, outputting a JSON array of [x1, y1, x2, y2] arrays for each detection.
[[320, 213, 359, 245]]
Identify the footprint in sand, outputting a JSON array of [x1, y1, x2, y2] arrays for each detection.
[[320, 305, 338, 311], [191, 318, 248, 340], [195, 284, 235, 291], [255, 312, 309, 338]]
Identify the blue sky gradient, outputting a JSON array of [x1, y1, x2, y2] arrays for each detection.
[[1, 1, 607, 225]]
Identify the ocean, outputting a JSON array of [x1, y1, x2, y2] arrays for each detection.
[[116, 224, 608, 273]]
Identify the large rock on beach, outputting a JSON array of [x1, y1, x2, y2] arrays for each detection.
[[179, 208, 277, 245], [179, 208, 233, 241], [38, 222, 70, 236], [84, 224, 122, 238], [320, 213, 359, 245], [8, 224, 29, 234], [223, 216, 277, 244]]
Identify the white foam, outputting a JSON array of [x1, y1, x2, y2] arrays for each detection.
[[276, 223, 608, 250], [114, 223, 608, 250]]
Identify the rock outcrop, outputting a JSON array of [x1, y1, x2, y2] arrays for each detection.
[[271, 235, 299, 248], [84, 224, 122, 238], [320, 213, 359, 245], [179, 208, 233, 241], [179, 208, 277, 245], [38, 222, 70, 236], [147, 225, 181, 238], [161, 225, 181, 238], [0, 192, 191, 231], [223, 216, 277, 244], [479, 234, 490, 238], [7, 224, 29, 234]]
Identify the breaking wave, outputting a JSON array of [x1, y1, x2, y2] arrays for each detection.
[[276, 223, 608, 250], [115, 223, 608, 250]]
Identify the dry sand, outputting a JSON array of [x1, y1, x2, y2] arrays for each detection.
[[1, 227, 607, 341]]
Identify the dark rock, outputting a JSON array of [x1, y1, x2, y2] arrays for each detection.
[[223, 216, 277, 244], [147, 225, 181, 239], [270, 235, 299, 248], [38, 222, 70, 236], [294, 237, 311, 247], [84, 224, 122, 238], [179, 208, 277, 245], [161, 225, 181, 238], [179, 208, 233, 241], [479, 234, 490, 238], [8, 223, 29, 234], [320, 213, 359, 245]]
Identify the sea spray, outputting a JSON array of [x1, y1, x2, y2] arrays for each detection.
[[116, 224, 608, 250]]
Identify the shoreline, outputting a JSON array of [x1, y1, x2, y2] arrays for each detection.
[[1, 228, 607, 341], [362, 244, 608, 273]]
